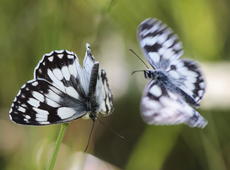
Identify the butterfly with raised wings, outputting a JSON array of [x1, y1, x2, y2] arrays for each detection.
[[9, 43, 113, 125], [137, 18, 207, 128]]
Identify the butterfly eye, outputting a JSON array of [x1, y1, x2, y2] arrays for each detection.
[[144, 70, 154, 79]]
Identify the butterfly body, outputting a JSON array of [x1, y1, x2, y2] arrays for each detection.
[[9, 44, 113, 125], [144, 69, 199, 106], [138, 18, 207, 128]]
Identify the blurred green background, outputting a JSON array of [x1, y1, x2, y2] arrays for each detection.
[[0, 0, 230, 169]]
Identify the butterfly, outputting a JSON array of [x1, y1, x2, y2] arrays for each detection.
[[9, 43, 113, 125], [137, 18, 207, 128]]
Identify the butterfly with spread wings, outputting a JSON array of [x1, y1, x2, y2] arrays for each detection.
[[9, 43, 113, 125], [137, 18, 207, 128]]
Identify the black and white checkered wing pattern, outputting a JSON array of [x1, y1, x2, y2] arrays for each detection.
[[141, 80, 207, 128], [95, 70, 113, 115], [138, 18, 183, 70], [9, 80, 86, 125], [167, 59, 206, 104], [35, 50, 87, 99], [10, 50, 89, 125], [83, 44, 113, 115]]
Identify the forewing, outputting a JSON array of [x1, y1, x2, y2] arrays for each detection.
[[141, 80, 207, 128], [9, 80, 86, 125], [83, 43, 98, 95], [83, 43, 113, 115], [83, 43, 96, 76], [34, 50, 86, 99], [167, 59, 206, 104], [95, 69, 113, 116], [138, 18, 183, 70]]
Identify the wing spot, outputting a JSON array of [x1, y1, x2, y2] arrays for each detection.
[[23, 118, 29, 123], [149, 52, 160, 63], [32, 81, 38, 86], [39, 121, 50, 125], [67, 55, 74, 59], [28, 98, 40, 107], [169, 70, 180, 79], [47, 69, 65, 92], [47, 89, 60, 103], [158, 33, 168, 44], [48, 56, 54, 62], [34, 108, 49, 117], [18, 106, 26, 113], [163, 49, 173, 59], [53, 68, 64, 80], [199, 82, 205, 88], [25, 115, 31, 119], [9, 108, 13, 113], [198, 90, 204, 97], [57, 54, 64, 59], [32, 91, 45, 102], [149, 85, 162, 97], [61, 66, 71, 81], [170, 65, 176, 70], [57, 107, 75, 119], [46, 98, 60, 107], [66, 86, 79, 99]]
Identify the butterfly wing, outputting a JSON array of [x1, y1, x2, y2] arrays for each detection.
[[83, 43, 113, 116], [138, 18, 206, 105], [95, 69, 113, 116], [34, 50, 87, 99], [167, 59, 206, 104], [138, 18, 183, 70], [141, 80, 207, 128], [10, 44, 113, 125], [9, 80, 86, 125], [83, 43, 99, 96], [10, 50, 92, 125]]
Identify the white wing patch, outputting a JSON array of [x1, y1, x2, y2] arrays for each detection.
[[57, 107, 75, 119], [141, 81, 207, 128]]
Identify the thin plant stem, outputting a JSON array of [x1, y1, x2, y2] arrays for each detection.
[[46, 123, 69, 170]]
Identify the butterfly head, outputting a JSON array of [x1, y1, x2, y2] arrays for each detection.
[[143, 70, 168, 81]]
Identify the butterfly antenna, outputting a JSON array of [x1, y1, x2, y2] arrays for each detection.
[[129, 49, 149, 69], [97, 118, 128, 143], [131, 69, 146, 75], [84, 120, 95, 152]]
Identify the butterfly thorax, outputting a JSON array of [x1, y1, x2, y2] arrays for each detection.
[[144, 70, 168, 83], [83, 96, 99, 120]]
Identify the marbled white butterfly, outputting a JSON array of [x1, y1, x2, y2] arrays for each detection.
[[9, 43, 113, 125], [138, 18, 207, 128]]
